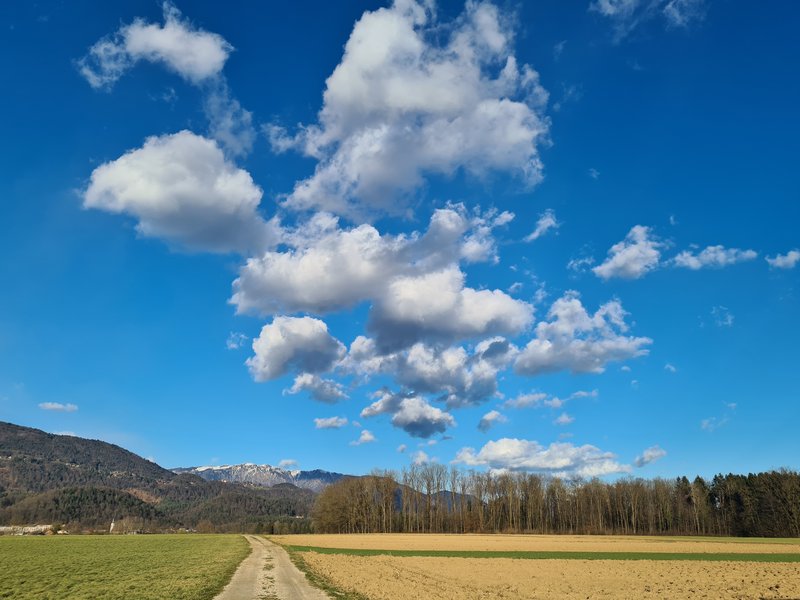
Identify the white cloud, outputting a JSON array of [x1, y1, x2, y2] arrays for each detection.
[[591, 0, 706, 41], [351, 429, 376, 446], [411, 450, 432, 465], [278, 458, 297, 468], [39, 402, 78, 412], [77, 2, 232, 89], [515, 292, 651, 376], [593, 225, 663, 280], [84, 131, 276, 254], [346, 337, 517, 409], [554, 412, 574, 425], [567, 255, 595, 273], [226, 332, 248, 350], [766, 249, 800, 270], [246, 316, 345, 382], [314, 416, 349, 429], [286, 373, 348, 403], [369, 266, 533, 352], [361, 391, 456, 438], [588, 167, 600, 179], [662, 0, 706, 28], [664, 363, 677, 373], [270, 0, 549, 220], [478, 410, 507, 433], [231, 207, 468, 315], [634, 445, 666, 467], [672, 245, 757, 270], [503, 391, 548, 409], [203, 79, 257, 157], [711, 305, 734, 328], [397, 443, 408, 453], [524, 209, 559, 242], [454, 438, 630, 478]]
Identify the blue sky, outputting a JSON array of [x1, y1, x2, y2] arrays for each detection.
[[1, 0, 798, 478]]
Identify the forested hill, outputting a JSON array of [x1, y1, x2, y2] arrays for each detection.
[[0, 421, 174, 493], [0, 421, 314, 533]]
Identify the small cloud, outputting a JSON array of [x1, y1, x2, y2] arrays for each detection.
[[351, 421, 362, 428], [588, 168, 600, 179], [567, 256, 595, 273], [554, 412, 574, 426], [350, 429, 376, 446], [39, 402, 78, 412], [226, 331, 248, 350], [701, 416, 727, 432], [766, 250, 800, 270], [711, 306, 734, 328], [630, 379, 639, 389], [620, 365, 632, 372], [664, 363, 677, 373], [411, 450, 433, 465], [553, 39, 567, 60], [508, 282, 523, 294], [278, 459, 297, 468], [524, 209, 560, 242], [54, 431, 76, 437], [478, 410, 508, 433], [634, 445, 667, 467], [397, 444, 407, 453], [669, 214, 678, 226], [314, 416, 348, 429]]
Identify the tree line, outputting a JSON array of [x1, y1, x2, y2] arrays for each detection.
[[313, 465, 800, 538]]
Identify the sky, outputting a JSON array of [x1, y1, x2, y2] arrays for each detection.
[[0, 0, 798, 479]]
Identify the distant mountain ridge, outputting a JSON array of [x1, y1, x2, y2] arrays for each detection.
[[173, 464, 346, 493], [0, 421, 316, 533]]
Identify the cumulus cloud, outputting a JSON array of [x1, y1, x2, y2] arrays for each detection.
[[554, 412, 574, 425], [345, 336, 517, 409], [412, 450, 433, 465], [369, 266, 533, 352], [454, 438, 630, 478], [278, 458, 297, 468], [515, 292, 651, 376], [232, 207, 468, 315], [634, 444, 667, 467], [286, 373, 348, 403], [766, 250, 800, 269], [269, 0, 549, 220], [503, 391, 548, 409], [39, 402, 78, 412], [314, 416, 349, 429], [351, 429, 376, 445], [672, 245, 757, 270], [77, 2, 232, 89], [361, 391, 456, 438], [478, 410, 507, 432], [593, 225, 663, 280], [84, 131, 276, 254], [246, 316, 345, 382], [524, 209, 560, 242]]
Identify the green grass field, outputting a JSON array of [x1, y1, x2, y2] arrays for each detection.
[[0, 534, 249, 600], [282, 544, 800, 563]]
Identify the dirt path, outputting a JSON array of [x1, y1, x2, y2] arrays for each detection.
[[213, 535, 330, 600]]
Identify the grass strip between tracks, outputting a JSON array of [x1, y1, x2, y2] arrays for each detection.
[[284, 545, 800, 563]]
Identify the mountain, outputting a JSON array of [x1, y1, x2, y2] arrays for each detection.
[[173, 464, 346, 493], [0, 421, 315, 533]]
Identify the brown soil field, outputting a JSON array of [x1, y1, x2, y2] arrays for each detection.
[[273, 533, 800, 555], [298, 553, 800, 599]]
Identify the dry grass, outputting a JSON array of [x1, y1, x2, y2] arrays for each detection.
[[298, 553, 800, 599], [272, 533, 800, 554], [269, 534, 800, 599]]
